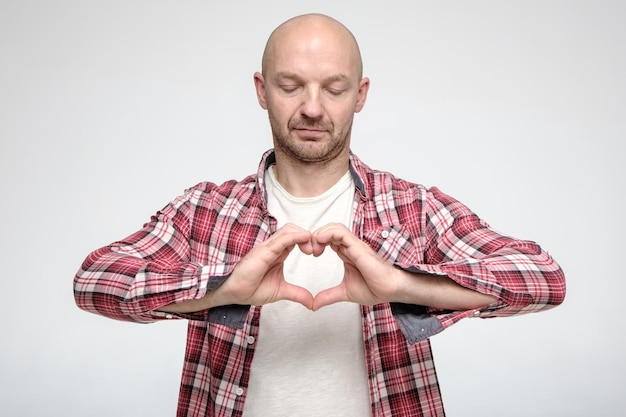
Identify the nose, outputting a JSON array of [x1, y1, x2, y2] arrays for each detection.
[[300, 87, 324, 120]]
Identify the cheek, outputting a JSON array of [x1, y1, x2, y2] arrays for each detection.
[[267, 97, 296, 122], [267, 106, 294, 134], [329, 106, 356, 127]]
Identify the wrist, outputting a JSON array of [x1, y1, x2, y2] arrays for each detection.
[[390, 267, 418, 304]]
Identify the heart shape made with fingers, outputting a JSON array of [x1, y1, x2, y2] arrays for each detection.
[[223, 222, 395, 312], [288, 223, 395, 311]]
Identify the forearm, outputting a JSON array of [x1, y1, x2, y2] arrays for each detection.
[[158, 287, 223, 313], [74, 245, 215, 322], [422, 239, 565, 317], [393, 268, 498, 310], [419, 188, 565, 317]]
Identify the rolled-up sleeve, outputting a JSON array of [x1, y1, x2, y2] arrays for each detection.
[[405, 187, 566, 334], [73, 187, 232, 323]]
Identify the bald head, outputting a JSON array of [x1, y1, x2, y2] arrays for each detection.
[[261, 14, 363, 79]]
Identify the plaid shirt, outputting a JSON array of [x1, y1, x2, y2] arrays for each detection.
[[74, 149, 565, 417]]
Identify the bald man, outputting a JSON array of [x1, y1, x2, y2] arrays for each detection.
[[75, 14, 565, 417]]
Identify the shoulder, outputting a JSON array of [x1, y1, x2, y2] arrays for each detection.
[[353, 156, 474, 223], [191, 173, 256, 195], [355, 160, 429, 204], [350, 153, 427, 197], [173, 173, 259, 210]]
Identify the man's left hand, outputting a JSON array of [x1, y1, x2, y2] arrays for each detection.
[[310, 223, 401, 310]]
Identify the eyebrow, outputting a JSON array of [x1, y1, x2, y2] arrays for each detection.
[[274, 71, 351, 83]]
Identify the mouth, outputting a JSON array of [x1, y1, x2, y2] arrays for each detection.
[[293, 128, 326, 139]]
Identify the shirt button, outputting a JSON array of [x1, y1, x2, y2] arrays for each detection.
[[381, 230, 390, 238], [473, 310, 481, 317], [247, 336, 256, 345], [165, 314, 173, 319], [235, 387, 244, 396]]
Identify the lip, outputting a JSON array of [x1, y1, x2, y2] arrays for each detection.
[[294, 128, 326, 138]]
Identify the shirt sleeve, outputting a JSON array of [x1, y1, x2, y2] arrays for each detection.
[[403, 186, 566, 334], [73, 187, 232, 323]]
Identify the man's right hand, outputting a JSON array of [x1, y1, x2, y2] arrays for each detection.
[[159, 224, 315, 313]]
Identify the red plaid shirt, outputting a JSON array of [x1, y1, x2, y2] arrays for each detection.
[[74, 149, 565, 417]]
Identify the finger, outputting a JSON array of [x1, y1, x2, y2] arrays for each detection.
[[279, 283, 314, 310], [312, 284, 348, 311], [315, 229, 368, 268], [315, 224, 361, 247], [296, 239, 315, 256], [312, 222, 347, 240], [311, 223, 352, 256], [276, 223, 315, 255], [266, 227, 313, 256]]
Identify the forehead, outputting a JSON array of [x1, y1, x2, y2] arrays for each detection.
[[265, 23, 360, 79]]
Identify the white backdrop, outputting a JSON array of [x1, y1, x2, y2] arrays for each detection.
[[1, 1, 624, 416]]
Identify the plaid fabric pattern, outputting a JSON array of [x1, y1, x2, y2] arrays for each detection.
[[75, 149, 565, 417]]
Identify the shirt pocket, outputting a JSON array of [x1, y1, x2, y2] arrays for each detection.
[[362, 225, 423, 268]]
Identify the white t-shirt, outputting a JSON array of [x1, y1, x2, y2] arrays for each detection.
[[242, 167, 370, 417]]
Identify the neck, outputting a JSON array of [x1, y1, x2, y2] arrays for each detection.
[[271, 149, 350, 198]]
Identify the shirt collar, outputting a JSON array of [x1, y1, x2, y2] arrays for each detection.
[[256, 149, 370, 204]]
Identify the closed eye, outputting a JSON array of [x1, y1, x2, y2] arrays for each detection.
[[280, 85, 300, 93], [326, 88, 345, 96]]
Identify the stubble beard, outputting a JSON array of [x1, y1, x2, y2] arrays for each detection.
[[269, 113, 353, 164]]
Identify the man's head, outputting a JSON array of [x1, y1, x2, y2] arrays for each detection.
[[254, 14, 369, 165]]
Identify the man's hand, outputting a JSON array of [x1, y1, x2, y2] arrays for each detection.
[[309, 223, 498, 311], [160, 223, 316, 313], [208, 223, 316, 309], [310, 223, 401, 310]]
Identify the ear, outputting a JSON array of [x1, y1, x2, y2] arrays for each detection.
[[354, 77, 370, 113], [253, 72, 268, 110]]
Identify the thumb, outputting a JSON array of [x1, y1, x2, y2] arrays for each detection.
[[312, 284, 347, 311], [279, 282, 315, 310]]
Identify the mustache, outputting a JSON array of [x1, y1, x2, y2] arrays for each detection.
[[288, 118, 332, 131]]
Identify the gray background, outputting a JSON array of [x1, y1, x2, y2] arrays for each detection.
[[1, 0, 624, 416]]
